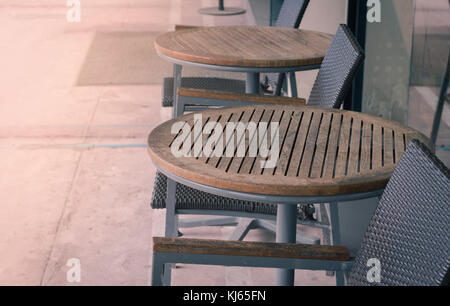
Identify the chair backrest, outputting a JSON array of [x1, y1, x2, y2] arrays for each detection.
[[264, 0, 310, 92], [347, 139, 450, 286], [275, 0, 310, 28], [307, 24, 364, 109]]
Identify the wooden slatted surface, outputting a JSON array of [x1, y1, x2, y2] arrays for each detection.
[[153, 237, 351, 261], [155, 26, 333, 68], [148, 105, 432, 196]]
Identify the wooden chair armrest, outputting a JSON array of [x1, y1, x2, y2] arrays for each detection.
[[174, 25, 203, 31], [153, 237, 351, 261], [177, 88, 307, 106]]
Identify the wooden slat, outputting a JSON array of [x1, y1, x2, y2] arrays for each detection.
[[169, 117, 195, 154], [197, 112, 233, 161], [297, 111, 323, 178], [285, 111, 313, 177], [394, 131, 405, 164], [309, 112, 333, 178], [360, 121, 372, 172], [251, 109, 285, 174], [372, 124, 383, 170], [272, 111, 303, 176], [153, 237, 351, 261], [334, 115, 352, 177], [322, 113, 342, 179], [261, 110, 296, 175], [174, 25, 202, 31], [206, 111, 245, 168], [178, 88, 307, 106], [239, 109, 275, 174], [347, 117, 362, 175], [223, 108, 265, 173], [190, 115, 213, 158], [383, 127, 394, 166]]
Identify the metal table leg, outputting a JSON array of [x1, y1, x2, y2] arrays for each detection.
[[275, 203, 297, 286], [246, 72, 260, 94], [288, 72, 298, 98], [172, 64, 183, 118]]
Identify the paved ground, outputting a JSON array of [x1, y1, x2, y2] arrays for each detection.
[[0, 0, 448, 286], [0, 0, 333, 286]]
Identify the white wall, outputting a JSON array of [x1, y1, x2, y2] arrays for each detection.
[[301, 0, 348, 34]]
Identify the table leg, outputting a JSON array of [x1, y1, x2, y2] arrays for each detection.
[[172, 64, 182, 118], [329, 202, 346, 286], [275, 203, 297, 286], [162, 178, 179, 286], [288, 72, 298, 98], [246, 72, 260, 94]]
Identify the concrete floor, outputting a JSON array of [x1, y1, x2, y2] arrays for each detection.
[[0, 0, 334, 286], [0, 0, 448, 286]]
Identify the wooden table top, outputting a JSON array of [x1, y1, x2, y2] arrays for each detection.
[[148, 105, 431, 197], [155, 26, 333, 68]]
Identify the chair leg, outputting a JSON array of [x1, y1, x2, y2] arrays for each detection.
[[165, 179, 179, 237], [163, 178, 178, 285], [151, 252, 165, 286], [172, 63, 182, 118], [289, 72, 298, 98], [228, 218, 257, 241], [328, 202, 345, 286], [275, 204, 298, 286], [317, 203, 334, 276], [335, 270, 346, 286], [175, 101, 185, 117], [273, 73, 286, 96]]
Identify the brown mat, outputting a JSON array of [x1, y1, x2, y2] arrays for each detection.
[[77, 31, 244, 86]]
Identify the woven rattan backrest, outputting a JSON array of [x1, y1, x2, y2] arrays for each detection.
[[275, 0, 309, 28], [307, 24, 364, 109], [348, 140, 450, 286], [265, 0, 310, 92]]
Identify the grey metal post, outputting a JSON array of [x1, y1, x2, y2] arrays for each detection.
[[275, 203, 297, 286], [246, 72, 260, 94], [151, 253, 164, 286], [318, 203, 334, 276], [163, 178, 179, 285], [274, 73, 286, 96], [172, 64, 182, 118], [289, 72, 298, 98], [430, 54, 449, 145], [164, 63, 183, 284], [328, 202, 345, 286], [218, 0, 224, 11]]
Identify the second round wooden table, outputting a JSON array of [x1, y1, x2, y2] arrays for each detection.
[[148, 104, 431, 285], [155, 26, 333, 103]]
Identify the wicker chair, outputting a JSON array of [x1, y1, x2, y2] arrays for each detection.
[[152, 140, 450, 286], [151, 24, 364, 245], [161, 0, 311, 107]]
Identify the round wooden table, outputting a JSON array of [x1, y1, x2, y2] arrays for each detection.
[[155, 26, 333, 96], [148, 105, 431, 285]]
